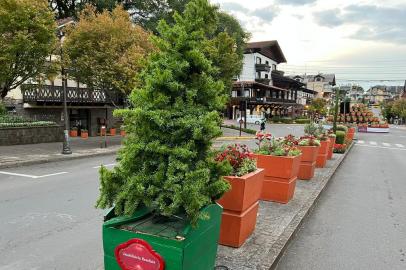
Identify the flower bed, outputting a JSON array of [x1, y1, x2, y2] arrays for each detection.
[[0, 115, 56, 128]]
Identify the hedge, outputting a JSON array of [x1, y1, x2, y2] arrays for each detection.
[[295, 119, 311, 124], [221, 124, 257, 135], [335, 130, 346, 144]]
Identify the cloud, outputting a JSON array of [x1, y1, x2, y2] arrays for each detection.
[[313, 9, 343, 27], [313, 4, 406, 44], [220, 2, 249, 13], [276, 0, 317, 6], [251, 6, 279, 22]]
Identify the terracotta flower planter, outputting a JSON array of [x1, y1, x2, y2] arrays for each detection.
[[297, 146, 319, 180], [70, 130, 78, 137], [110, 128, 116, 136], [346, 127, 355, 141], [120, 130, 126, 137], [316, 139, 330, 168], [254, 154, 301, 204], [81, 131, 88, 139], [327, 136, 336, 160], [217, 169, 264, 248]]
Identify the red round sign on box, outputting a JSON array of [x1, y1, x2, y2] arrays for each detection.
[[115, 239, 165, 270]]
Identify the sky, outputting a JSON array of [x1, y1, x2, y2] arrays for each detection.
[[211, 0, 406, 90]]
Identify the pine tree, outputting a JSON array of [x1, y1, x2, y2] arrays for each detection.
[[96, 0, 232, 225]]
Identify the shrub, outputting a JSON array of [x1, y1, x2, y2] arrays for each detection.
[[336, 131, 346, 144], [0, 102, 6, 115], [295, 118, 310, 124], [304, 122, 319, 136], [221, 124, 257, 135], [280, 117, 293, 124], [96, 0, 234, 226], [215, 144, 256, 177], [336, 125, 348, 133], [271, 116, 281, 123]]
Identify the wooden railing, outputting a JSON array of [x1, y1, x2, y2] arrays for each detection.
[[21, 84, 124, 105]]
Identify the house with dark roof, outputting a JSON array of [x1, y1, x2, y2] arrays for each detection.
[[291, 74, 336, 102], [228, 40, 313, 120]]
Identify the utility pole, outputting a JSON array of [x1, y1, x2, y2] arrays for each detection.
[[333, 86, 340, 132], [58, 21, 75, 155]]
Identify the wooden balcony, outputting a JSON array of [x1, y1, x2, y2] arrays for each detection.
[[255, 63, 271, 72], [255, 78, 271, 85], [231, 96, 297, 106], [21, 84, 124, 105]]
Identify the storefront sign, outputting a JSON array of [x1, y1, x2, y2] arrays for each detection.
[[115, 239, 165, 270]]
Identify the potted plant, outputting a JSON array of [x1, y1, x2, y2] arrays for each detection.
[[327, 132, 336, 160], [297, 136, 320, 180], [70, 127, 78, 137], [254, 133, 302, 204], [120, 126, 126, 137], [81, 129, 88, 139], [215, 144, 264, 247], [316, 133, 330, 168], [109, 127, 116, 136], [97, 1, 233, 269]]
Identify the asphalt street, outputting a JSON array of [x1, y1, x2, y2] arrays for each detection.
[[276, 128, 406, 270], [0, 156, 117, 270]]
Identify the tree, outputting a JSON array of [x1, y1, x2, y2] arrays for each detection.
[[381, 101, 394, 122], [309, 98, 327, 116], [63, 5, 155, 96], [0, 0, 56, 100], [96, 0, 232, 225], [392, 99, 406, 122]]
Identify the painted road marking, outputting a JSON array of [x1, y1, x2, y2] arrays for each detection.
[[355, 144, 406, 151], [370, 141, 377, 145], [382, 142, 391, 147], [93, 163, 117, 169], [0, 171, 68, 179], [358, 140, 365, 144]]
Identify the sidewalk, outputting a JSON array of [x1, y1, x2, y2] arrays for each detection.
[[0, 127, 253, 169], [0, 136, 122, 169]]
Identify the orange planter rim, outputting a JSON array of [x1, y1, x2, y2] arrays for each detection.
[[224, 168, 264, 180], [254, 153, 302, 159]]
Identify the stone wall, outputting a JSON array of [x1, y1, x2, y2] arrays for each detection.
[[0, 126, 64, 146]]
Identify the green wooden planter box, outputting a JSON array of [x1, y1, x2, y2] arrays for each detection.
[[103, 204, 222, 270]]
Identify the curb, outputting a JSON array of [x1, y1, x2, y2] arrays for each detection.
[[0, 148, 119, 169], [216, 136, 255, 140], [267, 142, 355, 270]]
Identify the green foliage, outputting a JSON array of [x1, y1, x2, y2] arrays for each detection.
[[298, 138, 321, 146], [381, 101, 394, 121], [336, 125, 348, 133], [64, 5, 155, 95], [0, 102, 6, 115], [0, 114, 56, 128], [308, 98, 327, 116], [335, 131, 346, 144], [304, 122, 319, 136], [280, 117, 293, 124], [236, 158, 256, 177], [295, 118, 310, 124], [0, 0, 56, 99], [256, 138, 302, 156], [392, 99, 406, 120], [96, 0, 233, 226]]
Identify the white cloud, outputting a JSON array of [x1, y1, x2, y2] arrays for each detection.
[[211, 0, 406, 88]]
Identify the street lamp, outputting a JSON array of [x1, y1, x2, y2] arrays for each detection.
[[57, 21, 75, 155]]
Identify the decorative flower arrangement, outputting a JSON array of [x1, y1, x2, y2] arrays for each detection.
[[255, 132, 302, 156], [215, 144, 257, 177], [333, 143, 347, 154], [298, 136, 321, 146]]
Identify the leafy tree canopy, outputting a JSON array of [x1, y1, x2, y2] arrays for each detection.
[[96, 0, 233, 225], [0, 0, 56, 99], [309, 98, 327, 115], [63, 5, 155, 96], [392, 98, 406, 119]]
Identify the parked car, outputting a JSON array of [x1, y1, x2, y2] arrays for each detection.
[[237, 115, 266, 125]]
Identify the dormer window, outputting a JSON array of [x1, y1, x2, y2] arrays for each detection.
[[265, 61, 269, 65], [315, 77, 322, 82]]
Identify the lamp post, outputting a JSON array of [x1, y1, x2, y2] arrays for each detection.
[[57, 22, 74, 155]]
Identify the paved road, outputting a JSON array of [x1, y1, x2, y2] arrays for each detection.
[[276, 128, 406, 270], [0, 156, 117, 270]]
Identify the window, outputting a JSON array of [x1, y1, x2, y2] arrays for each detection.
[[272, 64, 277, 71], [256, 57, 262, 64], [264, 74, 268, 79], [265, 61, 269, 65], [232, 91, 237, 97], [315, 77, 322, 82]]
